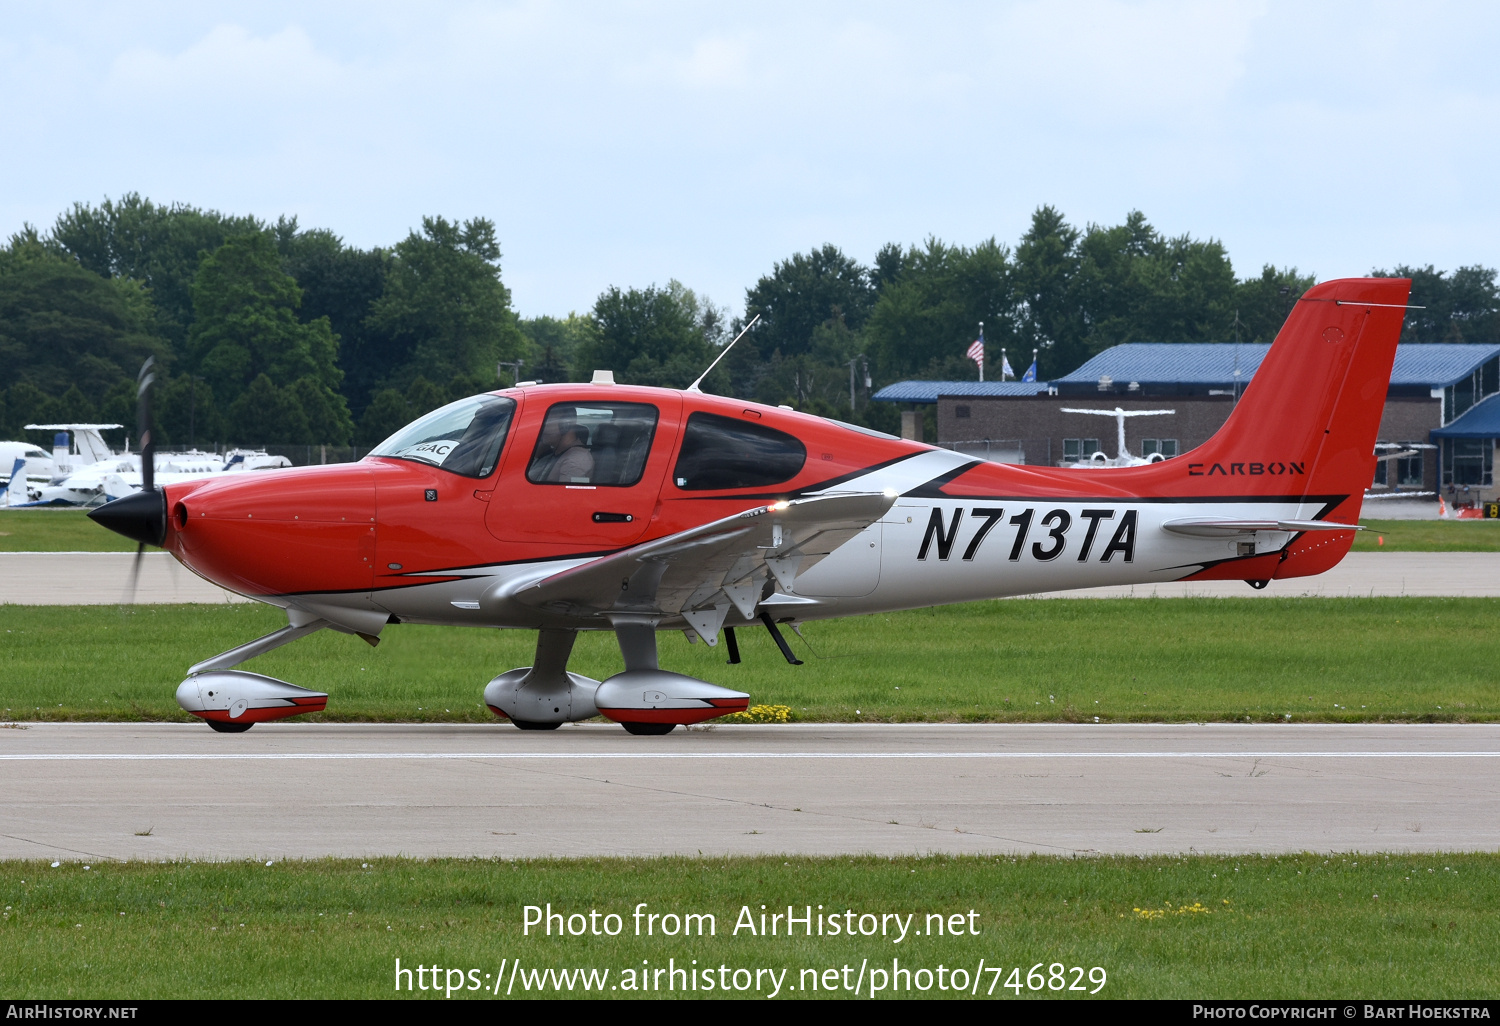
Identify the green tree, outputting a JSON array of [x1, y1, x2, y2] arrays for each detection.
[[864, 237, 1016, 383], [1013, 206, 1086, 378], [189, 232, 340, 394], [0, 230, 165, 410], [359, 388, 412, 446], [365, 216, 524, 392], [154, 375, 225, 448], [5, 382, 64, 439], [403, 376, 449, 419], [228, 374, 311, 445], [276, 219, 394, 419], [518, 312, 599, 384], [582, 281, 723, 389], [1371, 265, 1500, 345], [1233, 265, 1316, 344], [1072, 210, 1238, 353], [743, 244, 875, 367], [51, 193, 261, 350], [285, 377, 354, 446]]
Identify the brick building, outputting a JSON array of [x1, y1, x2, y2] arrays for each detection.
[[874, 342, 1500, 503]]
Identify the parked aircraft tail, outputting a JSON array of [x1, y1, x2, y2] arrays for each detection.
[[1, 457, 25, 506]]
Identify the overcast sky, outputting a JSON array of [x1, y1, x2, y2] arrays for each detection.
[[2, 2, 1497, 317]]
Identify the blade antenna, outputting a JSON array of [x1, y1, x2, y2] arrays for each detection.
[[686, 314, 760, 393]]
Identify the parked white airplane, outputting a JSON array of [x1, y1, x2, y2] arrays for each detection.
[[23, 423, 122, 476], [13, 421, 294, 506], [1061, 407, 1177, 467], [0, 441, 58, 483]]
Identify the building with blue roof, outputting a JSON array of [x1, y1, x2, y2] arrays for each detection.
[[873, 342, 1500, 503]]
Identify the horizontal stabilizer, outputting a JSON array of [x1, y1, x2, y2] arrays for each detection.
[[1161, 518, 1362, 538]]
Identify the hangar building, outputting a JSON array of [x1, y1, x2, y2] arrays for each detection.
[[873, 342, 1500, 504]]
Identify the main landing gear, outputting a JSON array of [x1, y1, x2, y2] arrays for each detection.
[[484, 621, 751, 735]]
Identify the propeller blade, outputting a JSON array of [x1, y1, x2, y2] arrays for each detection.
[[123, 541, 145, 605], [137, 357, 156, 494]]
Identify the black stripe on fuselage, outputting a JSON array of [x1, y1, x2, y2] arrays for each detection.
[[671, 452, 926, 501]]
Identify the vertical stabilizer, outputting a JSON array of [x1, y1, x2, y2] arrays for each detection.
[[2, 457, 25, 506], [1177, 277, 1411, 576]]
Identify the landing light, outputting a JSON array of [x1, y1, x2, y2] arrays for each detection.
[[770, 501, 790, 511]]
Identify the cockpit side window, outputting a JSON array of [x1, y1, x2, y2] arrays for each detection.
[[526, 402, 660, 486], [369, 395, 516, 478], [672, 412, 807, 490]]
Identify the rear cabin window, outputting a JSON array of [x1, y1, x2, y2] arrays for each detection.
[[526, 402, 659, 486], [672, 412, 807, 490]]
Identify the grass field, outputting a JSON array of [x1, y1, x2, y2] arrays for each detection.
[[0, 510, 136, 552], [5, 509, 1500, 553], [0, 854, 1494, 999], [1351, 519, 1500, 551], [2, 598, 1496, 723]]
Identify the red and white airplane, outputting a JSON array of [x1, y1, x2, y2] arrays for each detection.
[[90, 277, 1410, 734]]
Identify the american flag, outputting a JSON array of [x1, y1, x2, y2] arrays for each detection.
[[966, 339, 984, 367]]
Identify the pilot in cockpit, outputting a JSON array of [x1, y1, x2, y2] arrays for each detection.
[[535, 412, 594, 483]]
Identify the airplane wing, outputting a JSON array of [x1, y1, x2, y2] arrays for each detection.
[[1161, 517, 1362, 538], [496, 491, 895, 642]]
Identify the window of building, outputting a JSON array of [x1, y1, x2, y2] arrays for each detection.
[[1140, 438, 1178, 458], [1378, 446, 1425, 488], [955, 405, 971, 419], [1442, 438, 1493, 487], [370, 394, 516, 478], [526, 402, 659, 486], [1396, 452, 1424, 487], [1444, 358, 1500, 424], [672, 412, 807, 490], [1062, 438, 1100, 461]]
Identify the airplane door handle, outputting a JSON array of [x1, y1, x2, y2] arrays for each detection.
[[591, 512, 634, 523]]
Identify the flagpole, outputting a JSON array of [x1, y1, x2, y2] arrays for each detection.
[[978, 322, 984, 382]]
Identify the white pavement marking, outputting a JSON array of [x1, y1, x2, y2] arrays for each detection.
[[3, 723, 1498, 859], [2, 750, 1498, 761], [5, 551, 1500, 604]]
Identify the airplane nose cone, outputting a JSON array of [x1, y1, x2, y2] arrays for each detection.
[[88, 488, 166, 547]]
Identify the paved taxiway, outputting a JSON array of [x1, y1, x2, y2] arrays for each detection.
[[0, 552, 246, 604], [1, 723, 1495, 860], [3, 551, 1498, 604]]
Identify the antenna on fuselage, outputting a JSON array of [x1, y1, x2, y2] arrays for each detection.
[[686, 314, 761, 393]]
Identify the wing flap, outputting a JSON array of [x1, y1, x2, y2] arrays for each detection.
[[498, 491, 894, 623]]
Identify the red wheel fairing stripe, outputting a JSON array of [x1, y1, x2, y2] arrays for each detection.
[[598, 699, 749, 725], [190, 699, 327, 724]]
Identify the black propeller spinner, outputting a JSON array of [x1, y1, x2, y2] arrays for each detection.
[[88, 358, 165, 598]]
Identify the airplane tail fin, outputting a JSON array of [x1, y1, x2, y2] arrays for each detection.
[[1180, 276, 1411, 577], [1, 458, 25, 506]]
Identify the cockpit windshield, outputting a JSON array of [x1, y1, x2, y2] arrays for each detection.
[[369, 394, 516, 478]]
